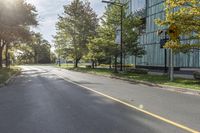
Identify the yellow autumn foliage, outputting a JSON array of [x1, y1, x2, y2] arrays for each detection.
[[156, 0, 200, 50]]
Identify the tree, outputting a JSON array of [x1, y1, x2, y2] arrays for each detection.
[[87, 35, 117, 68], [96, 2, 123, 71], [123, 13, 146, 66], [15, 33, 51, 64], [156, 0, 200, 51], [15, 43, 35, 64], [0, 0, 37, 68], [31, 33, 43, 64], [53, 31, 70, 61], [55, 0, 98, 67], [37, 40, 51, 64], [156, 0, 200, 81], [30, 33, 51, 64], [100, 1, 146, 69]]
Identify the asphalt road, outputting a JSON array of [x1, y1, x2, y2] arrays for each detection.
[[0, 65, 197, 133], [46, 65, 200, 131]]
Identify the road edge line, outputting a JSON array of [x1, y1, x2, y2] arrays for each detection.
[[56, 74, 200, 133]]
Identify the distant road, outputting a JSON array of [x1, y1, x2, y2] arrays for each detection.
[[0, 65, 199, 133]]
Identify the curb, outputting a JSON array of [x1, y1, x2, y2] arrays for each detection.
[[67, 69, 200, 96], [109, 75, 200, 96], [0, 69, 21, 88]]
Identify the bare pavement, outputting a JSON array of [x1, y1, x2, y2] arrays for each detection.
[[0, 65, 199, 133]]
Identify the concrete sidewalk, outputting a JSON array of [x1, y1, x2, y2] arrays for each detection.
[[149, 68, 200, 79], [149, 71, 194, 79]]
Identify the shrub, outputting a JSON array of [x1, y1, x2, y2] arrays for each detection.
[[193, 71, 200, 80], [112, 64, 134, 68], [128, 68, 149, 74], [85, 65, 92, 68], [100, 64, 109, 67]]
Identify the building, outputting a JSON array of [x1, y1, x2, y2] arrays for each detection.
[[125, 0, 200, 68]]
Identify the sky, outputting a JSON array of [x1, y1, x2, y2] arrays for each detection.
[[26, 0, 106, 44]]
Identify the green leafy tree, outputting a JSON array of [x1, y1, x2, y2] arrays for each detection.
[[30, 33, 51, 64], [15, 33, 51, 64], [87, 35, 117, 68], [55, 0, 98, 67], [15, 43, 35, 64], [123, 13, 146, 66], [0, 0, 37, 68], [53, 31, 70, 61], [97, 2, 123, 70], [100, 1, 146, 68]]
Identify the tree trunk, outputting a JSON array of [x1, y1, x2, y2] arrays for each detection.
[[74, 59, 79, 68], [0, 40, 5, 69], [114, 55, 118, 73], [95, 61, 97, 68], [5, 45, 9, 68], [0, 48, 3, 68], [124, 53, 126, 71], [91, 60, 95, 69], [0, 39, 5, 68], [109, 56, 112, 69], [135, 56, 137, 69]]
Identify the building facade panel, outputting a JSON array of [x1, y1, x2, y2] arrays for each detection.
[[137, 0, 166, 67], [125, 0, 200, 68]]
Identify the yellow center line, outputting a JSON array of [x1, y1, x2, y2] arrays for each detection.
[[56, 74, 200, 133]]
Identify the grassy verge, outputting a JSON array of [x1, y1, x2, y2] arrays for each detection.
[[120, 73, 200, 90], [0, 67, 21, 84], [55, 64, 200, 91]]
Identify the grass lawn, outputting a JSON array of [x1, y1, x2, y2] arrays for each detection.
[[54, 64, 200, 91], [0, 67, 21, 84], [121, 73, 200, 90]]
